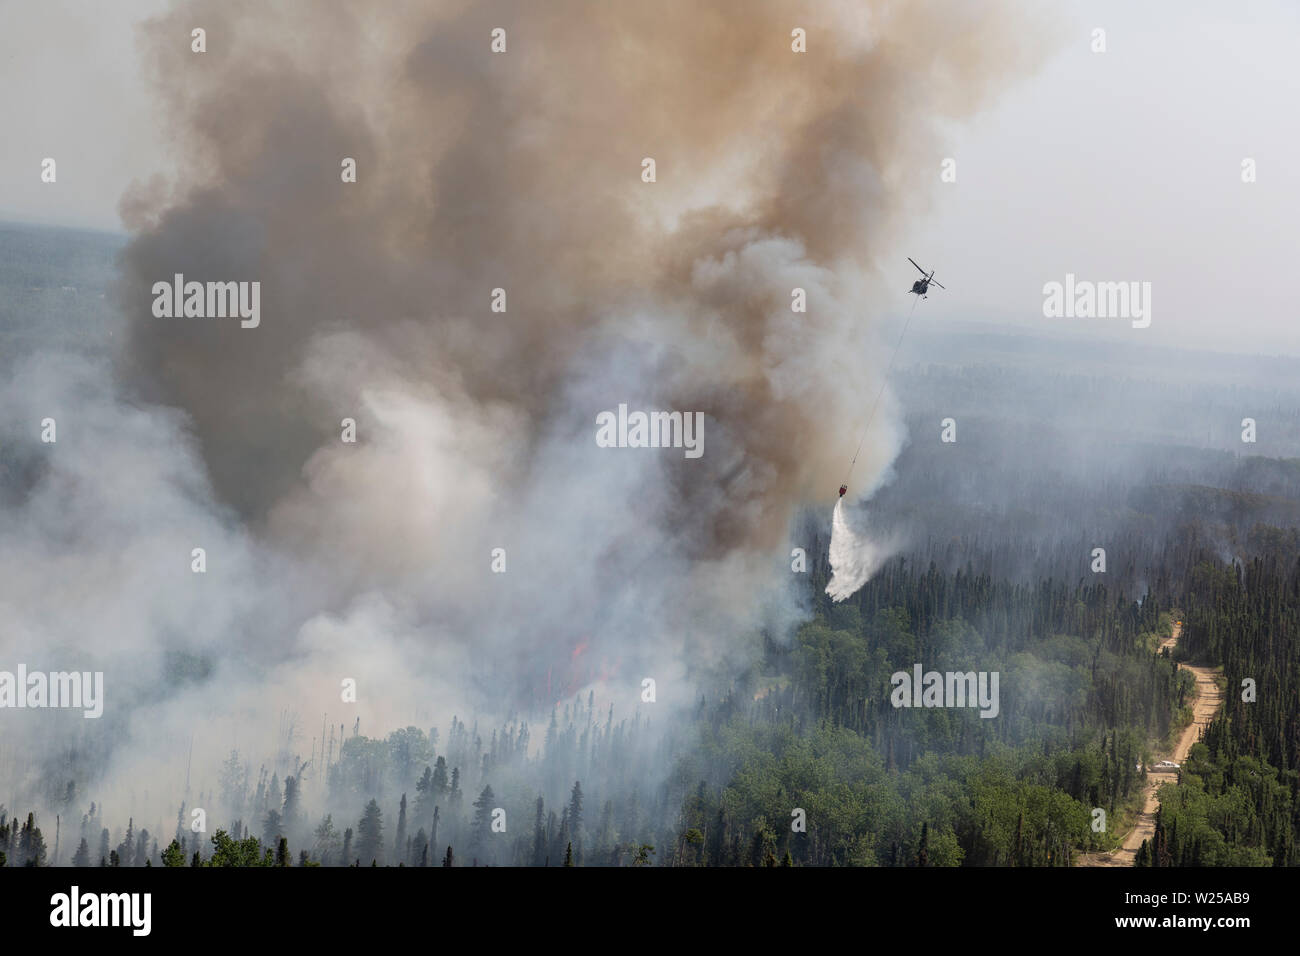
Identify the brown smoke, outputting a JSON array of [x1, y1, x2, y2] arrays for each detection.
[[118, 0, 1047, 544], [0, 1, 1067, 826]]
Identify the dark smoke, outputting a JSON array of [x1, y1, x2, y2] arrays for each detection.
[[117, 0, 1047, 542], [4, 0, 1054, 823]]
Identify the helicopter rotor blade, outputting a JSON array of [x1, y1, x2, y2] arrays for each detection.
[[908, 257, 927, 276], [930, 279, 945, 290]]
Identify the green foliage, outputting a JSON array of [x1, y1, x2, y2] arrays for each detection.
[[32, 528, 1299, 869], [355, 799, 384, 866], [665, 553, 1195, 866], [207, 830, 270, 867], [161, 840, 186, 867]]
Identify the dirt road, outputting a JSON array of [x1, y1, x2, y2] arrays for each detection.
[[1076, 622, 1222, 867]]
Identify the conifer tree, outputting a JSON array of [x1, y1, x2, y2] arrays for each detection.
[[282, 775, 301, 834], [471, 785, 496, 863], [567, 781, 584, 864], [162, 840, 186, 867], [394, 793, 408, 859], [532, 796, 547, 867], [262, 809, 282, 848], [356, 799, 383, 865]]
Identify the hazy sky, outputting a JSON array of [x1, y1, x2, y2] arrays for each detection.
[[1, 0, 1296, 355], [901, 0, 1300, 357]]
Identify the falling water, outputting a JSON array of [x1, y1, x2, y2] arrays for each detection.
[[825, 498, 885, 603]]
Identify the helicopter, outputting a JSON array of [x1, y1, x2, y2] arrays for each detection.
[[908, 257, 945, 298], [838, 258, 947, 500]]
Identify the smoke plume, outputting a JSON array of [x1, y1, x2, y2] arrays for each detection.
[[3, 0, 1051, 823]]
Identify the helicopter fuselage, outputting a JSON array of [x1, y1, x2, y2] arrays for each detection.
[[910, 279, 929, 295]]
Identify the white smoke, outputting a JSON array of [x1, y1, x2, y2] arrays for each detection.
[[0, 0, 1055, 832]]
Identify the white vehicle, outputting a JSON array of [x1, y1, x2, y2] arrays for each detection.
[[1155, 760, 1180, 769]]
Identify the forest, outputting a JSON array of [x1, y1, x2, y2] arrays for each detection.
[[4, 515, 1296, 867], [3, 226, 1298, 867]]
